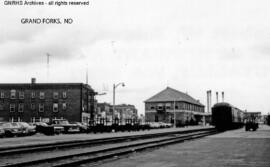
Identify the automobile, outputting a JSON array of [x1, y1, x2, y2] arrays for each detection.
[[0, 122, 24, 137], [73, 122, 88, 133], [149, 122, 161, 129], [0, 126, 4, 138], [34, 122, 64, 135], [51, 119, 80, 133], [16, 122, 36, 136], [245, 120, 259, 131]]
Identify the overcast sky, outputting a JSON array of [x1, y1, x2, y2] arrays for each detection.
[[1, 0, 270, 115]]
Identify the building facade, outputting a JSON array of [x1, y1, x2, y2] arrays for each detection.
[[0, 79, 96, 123], [97, 103, 138, 121], [114, 104, 138, 120], [145, 87, 205, 125]]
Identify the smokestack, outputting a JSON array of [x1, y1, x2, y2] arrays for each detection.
[[222, 91, 224, 102], [206, 91, 209, 113], [31, 78, 36, 84], [216, 92, 219, 103], [206, 90, 212, 113], [209, 90, 212, 112]]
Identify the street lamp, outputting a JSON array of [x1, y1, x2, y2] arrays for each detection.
[[174, 100, 176, 128], [112, 82, 125, 122]]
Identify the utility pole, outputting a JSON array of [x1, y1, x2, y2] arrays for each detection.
[[46, 53, 51, 81], [86, 63, 88, 85]]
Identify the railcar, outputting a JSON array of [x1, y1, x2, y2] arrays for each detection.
[[212, 102, 244, 130]]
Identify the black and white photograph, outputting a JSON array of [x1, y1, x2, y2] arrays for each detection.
[[0, 0, 270, 166]]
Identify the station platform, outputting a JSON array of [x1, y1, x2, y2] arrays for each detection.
[[0, 126, 212, 149], [98, 124, 270, 167]]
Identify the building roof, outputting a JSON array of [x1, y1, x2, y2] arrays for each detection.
[[145, 87, 204, 106], [0, 83, 95, 92]]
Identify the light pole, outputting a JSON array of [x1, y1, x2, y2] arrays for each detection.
[[112, 82, 125, 122], [174, 100, 176, 128]]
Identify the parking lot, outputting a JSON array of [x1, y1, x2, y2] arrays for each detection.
[[97, 125, 270, 167]]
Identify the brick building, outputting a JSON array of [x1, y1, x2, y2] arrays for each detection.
[[145, 87, 205, 125], [0, 79, 96, 123]]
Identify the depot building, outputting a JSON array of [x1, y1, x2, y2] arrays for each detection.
[[144, 87, 205, 126]]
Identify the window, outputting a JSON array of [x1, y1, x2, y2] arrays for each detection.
[[19, 91, 24, 99], [150, 106, 155, 110], [157, 104, 163, 110], [40, 92, 45, 99], [62, 103, 67, 110], [175, 105, 179, 109], [62, 92, 67, 98], [0, 92, 4, 98], [31, 92, 35, 98], [18, 103, 24, 112], [31, 103, 35, 110], [10, 90, 16, 99], [0, 104, 3, 110], [165, 103, 171, 109], [39, 104, 44, 112], [10, 104, 15, 112], [53, 92, 59, 99], [53, 103, 58, 112]]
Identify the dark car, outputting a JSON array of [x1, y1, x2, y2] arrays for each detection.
[[34, 122, 64, 135], [0, 122, 23, 137], [245, 121, 259, 131]]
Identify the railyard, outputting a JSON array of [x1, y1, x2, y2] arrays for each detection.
[[97, 124, 270, 167], [0, 125, 269, 166], [0, 126, 216, 166]]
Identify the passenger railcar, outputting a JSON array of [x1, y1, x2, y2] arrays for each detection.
[[212, 102, 244, 130]]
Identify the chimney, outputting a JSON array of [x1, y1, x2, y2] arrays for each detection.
[[31, 78, 36, 84], [222, 91, 224, 102], [209, 90, 212, 112], [216, 92, 219, 103], [206, 90, 212, 113], [206, 91, 209, 113]]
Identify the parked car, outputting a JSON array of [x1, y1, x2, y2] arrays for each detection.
[[34, 122, 64, 135], [149, 122, 161, 129], [73, 122, 88, 133], [51, 119, 80, 133], [0, 122, 23, 137], [16, 122, 36, 136], [0, 126, 4, 138]]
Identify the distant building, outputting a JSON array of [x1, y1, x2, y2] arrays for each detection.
[[245, 111, 262, 122], [144, 87, 205, 125], [97, 103, 138, 121], [114, 104, 138, 120], [0, 79, 96, 123], [97, 102, 112, 119]]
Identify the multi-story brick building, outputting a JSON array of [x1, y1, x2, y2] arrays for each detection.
[[145, 87, 205, 125], [0, 79, 96, 123]]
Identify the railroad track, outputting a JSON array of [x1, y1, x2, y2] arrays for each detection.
[[0, 128, 218, 167], [0, 128, 213, 156]]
